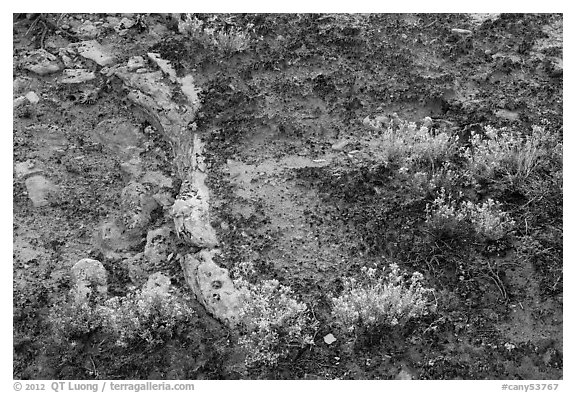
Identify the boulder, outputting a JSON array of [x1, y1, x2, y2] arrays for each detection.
[[23, 49, 61, 76], [143, 272, 171, 297], [181, 250, 241, 327], [70, 258, 108, 303], [144, 226, 174, 267], [59, 69, 96, 84], [68, 40, 116, 66], [24, 175, 59, 207]]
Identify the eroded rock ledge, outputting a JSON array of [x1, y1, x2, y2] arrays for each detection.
[[108, 54, 241, 327]]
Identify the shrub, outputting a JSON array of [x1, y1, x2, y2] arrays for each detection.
[[178, 14, 251, 53], [464, 125, 558, 184], [235, 278, 316, 367], [49, 284, 195, 348], [365, 115, 458, 170], [332, 263, 434, 333], [425, 189, 515, 241]]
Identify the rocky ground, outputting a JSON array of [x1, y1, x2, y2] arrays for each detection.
[[13, 13, 562, 380]]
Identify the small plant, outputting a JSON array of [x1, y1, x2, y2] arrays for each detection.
[[464, 125, 558, 184], [49, 282, 195, 348], [235, 278, 316, 367], [366, 115, 458, 170], [98, 286, 195, 347], [426, 189, 515, 241], [332, 263, 434, 333], [178, 14, 251, 54]]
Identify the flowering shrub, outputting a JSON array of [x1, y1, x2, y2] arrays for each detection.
[[235, 278, 316, 367], [332, 263, 434, 333], [365, 115, 458, 169], [426, 189, 515, 241], [98, 286, 195, 347], [50, 284, 195, 348], [178, 14, 251, 53], [464, 125, 557, 183]]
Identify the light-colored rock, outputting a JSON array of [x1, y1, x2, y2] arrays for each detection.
[[179, 74, 202, 111], [70, 258, 108, 303], [148, 52, 178, 82], [324, 333, 337, 345], [127, 55, 146, 71], [68, 40, 116, 66], [120, 181, 159, 235], [451, 28, 473, 36], [143, 272, 171, 296], [23, 49, 61, 75], [76, 20, 100, 39], [95, 220, 129, 252], [171, 196, 219, 248], [144, 226, 173, 266], [141, 171, 173, 189], [332, 139, 350, 151], [13, 96, 27, 108], [115, 17, 136, 33], [25, 91, 40, 104], [14, 160, 43, 180], [60, 69, 96, 84], [24, 175, 59, 207], [181, 250, 241, 327]]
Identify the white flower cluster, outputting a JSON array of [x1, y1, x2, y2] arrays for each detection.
[[178, 14, 251, 53], [366, 115, 458, 168], [465, 125, 554, 182], [50, 286, 195, 348], [426, 189, 515, 240], [234, 278, 316, 367], [332, 263, 434, 333]]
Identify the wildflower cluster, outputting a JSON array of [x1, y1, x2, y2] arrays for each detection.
[[332, 263, 434, 333], [50, 283, 195, 348], [235, 278, 316, 367], [465, 125, 556, 183], [426, 189, 515, 241], [365, 115, 458, 169], [178, 14, 251, 53]]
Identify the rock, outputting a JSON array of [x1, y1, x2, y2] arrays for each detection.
[[451, 28, 473, 36], [24, 175, 59, 207], [396, 368, 415, 380], [23, 49, 62, 76], [332, 139, 350, 151], [181, 250, 241, 327], [25, 91, 40, 104], [68, 40, 116, 66], [92, 118, 144, 159], [141, 171, 173, 189], [171, 196, 219, 248], [70, 258, 108, 303], [95, 219, 130, 253], [120, 181, 159, 236], [75, 20, 100, 39], [148, 52, 178, 82], [13, 96, 27, 108], [143, 272, 171, 297], [179, 74, 202, 111], [494, 109, 520, 121], [59, 69, 96, 84], [127, 55, 146, 71], [144, 226, 173, 267], [114, 17, 136, 33], [14, 160, 43, 180], [323, 333, 337, 345]]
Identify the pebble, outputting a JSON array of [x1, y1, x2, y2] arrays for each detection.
[[451, 28, 473, 36], [25, 91, 40, 104], [323, 333, 337, 345]]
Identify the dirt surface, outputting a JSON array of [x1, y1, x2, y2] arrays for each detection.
[[13, 13, 562, 380]]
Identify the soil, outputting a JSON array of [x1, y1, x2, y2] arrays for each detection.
[[13, 13, 562, 380]]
